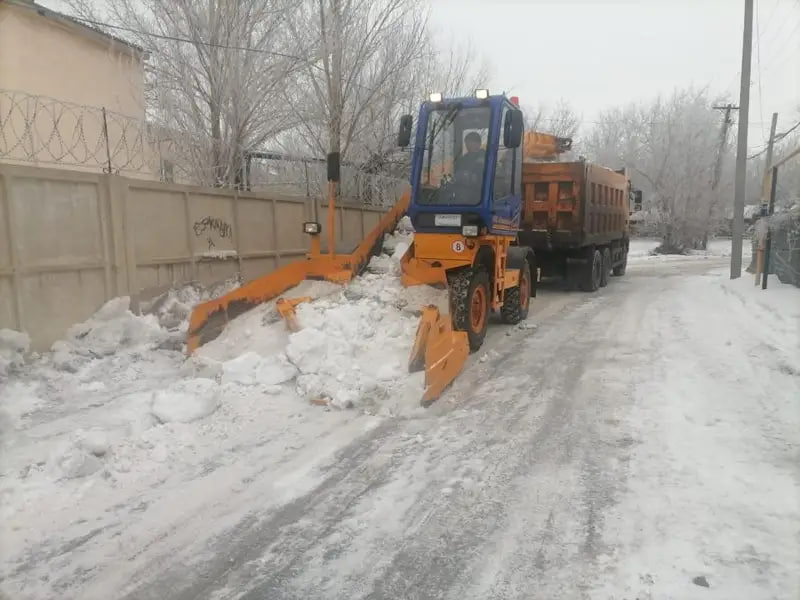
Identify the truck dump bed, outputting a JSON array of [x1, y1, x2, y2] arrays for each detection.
[[518, 161, 629, 250]]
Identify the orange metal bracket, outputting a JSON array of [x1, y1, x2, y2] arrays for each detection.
[[276, 296, 312, 332]]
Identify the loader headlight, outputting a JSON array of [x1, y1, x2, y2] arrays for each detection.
[[303, 221, 321, 235], [462, 225, 479, 237], [474, 89, 489, 100], [429, 92, 443, 103]]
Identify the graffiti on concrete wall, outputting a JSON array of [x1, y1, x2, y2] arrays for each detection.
[[193, 216, 232, 250]]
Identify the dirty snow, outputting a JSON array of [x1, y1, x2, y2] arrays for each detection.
[[0, 226, 795, 600], [0, 229, 446, 599], [0, 328, 30, 378]]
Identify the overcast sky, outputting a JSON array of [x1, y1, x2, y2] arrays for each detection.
[[429, 0, 799, 150]]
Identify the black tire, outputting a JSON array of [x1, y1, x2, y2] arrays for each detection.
[[612, 250, 627, 276], [501, 259, 532, 324], [600, 247, 611, 288], [579, 248, 602, 292], [449, 268, 490, 352]]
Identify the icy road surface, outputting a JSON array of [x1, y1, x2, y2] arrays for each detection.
[[2, 243, 798, 600]]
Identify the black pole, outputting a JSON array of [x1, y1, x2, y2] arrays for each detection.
[[761, 166, 778, 289], [101, 107, 113, 174]]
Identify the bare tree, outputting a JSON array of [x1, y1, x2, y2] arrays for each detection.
[[65, 0, 301, 185], [283, 0, 429, 163], [524, 98, 581, 140], [585, 87, 733, 253]]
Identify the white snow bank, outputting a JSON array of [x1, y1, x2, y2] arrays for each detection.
[[0, 381, 44, 435], [50, 297, 170, 372], [220, 351, 297, 387], [628, 237, 752, 263], [195, 231, 445, 415], [196, 279, 342, 363], [282, 232, 446, 413], [0, 328, 30, 378], [151, 378, 220, 424]]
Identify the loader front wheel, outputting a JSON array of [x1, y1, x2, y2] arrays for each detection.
[[501, 259, 531, 324], [450, 268, 490, 352]]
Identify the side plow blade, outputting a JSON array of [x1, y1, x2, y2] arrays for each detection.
[[409, 306, 469, 406]]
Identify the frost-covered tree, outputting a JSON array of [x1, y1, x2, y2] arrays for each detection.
[[282, 0, 428, 162], [65, 0, 302, 185], [524, 99, 581, 140], [585, 87, 733, 252]]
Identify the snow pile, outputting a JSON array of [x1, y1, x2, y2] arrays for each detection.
[[0, 381, 44, 435], [49, 297, 171, 372], [140, 278, 240, 331], [0, 328, 30, 378], [150, 378, 220, 424], [195, 230, 445, 414], [220, 351, 297, 387], [283, 233, 446, 412]]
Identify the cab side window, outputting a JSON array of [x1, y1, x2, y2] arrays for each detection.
[[494, 107, 514, 199]]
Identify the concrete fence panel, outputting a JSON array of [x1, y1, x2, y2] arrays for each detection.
[[0, 162, 391, 351], [0, 165, 113, 349]]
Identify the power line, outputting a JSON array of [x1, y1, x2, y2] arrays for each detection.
[[68, 15, 311, 63], [747, 120, 800, 158]]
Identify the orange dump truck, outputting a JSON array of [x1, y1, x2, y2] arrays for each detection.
[[518, 160, 633, 291]]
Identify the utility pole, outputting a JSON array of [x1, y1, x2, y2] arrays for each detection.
[[706, 104, 738, 250], [731, 0, 754, 279], [712, 104, 737, 191], [753, 112, 779, 282], [761, 113, 779, 203]]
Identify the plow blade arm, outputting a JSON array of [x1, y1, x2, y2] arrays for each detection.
[[408, 306, 469, 405], [187, 261, 309, 353]]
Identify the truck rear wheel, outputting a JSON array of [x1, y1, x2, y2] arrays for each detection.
[[580, 248, 602, 292], [501, 259, 531, 324], [449, 268, 490, 352], [612, 250, 627, 276], [600, 247, 611, 287]]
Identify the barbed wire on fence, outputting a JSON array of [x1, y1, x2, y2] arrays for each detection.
[[0, 89, 405, 207]]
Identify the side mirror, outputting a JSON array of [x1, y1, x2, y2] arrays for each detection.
[[503, 109, 523, 148], [633, 190, 643, 211], [397, 114, 413, 148]]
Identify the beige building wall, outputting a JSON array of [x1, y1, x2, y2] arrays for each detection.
[[0, 1, 145, 119], [0, 1, 151, 176]]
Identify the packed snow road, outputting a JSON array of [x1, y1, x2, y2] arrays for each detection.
[[2, 244, 798, 600]]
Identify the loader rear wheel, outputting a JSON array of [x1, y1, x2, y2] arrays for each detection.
[[501, 259, 531, 324], [449, 268, 490, 352], [580, 248, 602, 292], [600, 247, 611, 288]]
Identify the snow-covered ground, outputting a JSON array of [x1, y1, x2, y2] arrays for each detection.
[[0, 232, 795, 600], [628, 236, 751, 262]]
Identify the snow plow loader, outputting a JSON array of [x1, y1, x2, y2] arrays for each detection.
[[186, 91, 576, 404]]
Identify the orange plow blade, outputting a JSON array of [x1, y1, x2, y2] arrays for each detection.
[[408, 306, 469, 405]]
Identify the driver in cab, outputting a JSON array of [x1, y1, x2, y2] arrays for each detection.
[[454, 131, 485, 185]]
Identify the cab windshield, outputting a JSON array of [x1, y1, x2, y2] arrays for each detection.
[[417, 105, 491, 206]]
